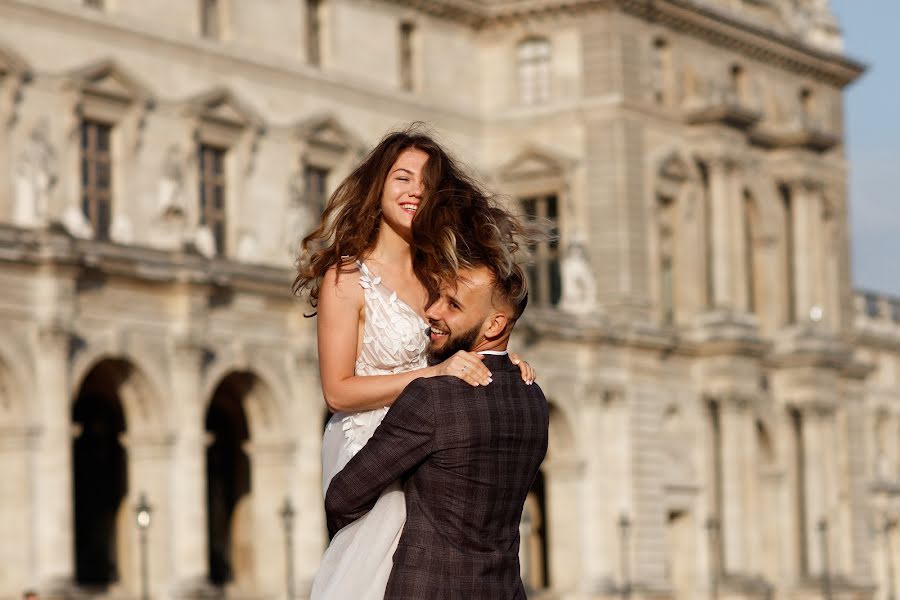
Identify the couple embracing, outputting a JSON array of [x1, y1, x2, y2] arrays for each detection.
[[293, 126, 549, 599]]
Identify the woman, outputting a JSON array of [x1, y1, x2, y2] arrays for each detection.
[[293, 126, 534, 599]]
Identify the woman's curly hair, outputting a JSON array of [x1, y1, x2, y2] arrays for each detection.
[[292, 124, 487, 308], [411, 185, 546, 321]]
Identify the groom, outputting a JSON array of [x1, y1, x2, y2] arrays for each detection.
[[325, 260, 549, 599]]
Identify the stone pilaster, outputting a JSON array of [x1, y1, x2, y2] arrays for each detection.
[[245, 438, 295, 597], [787, 179, 826, 324], [719, 395, 751, 575], [0, 425, 37, 594], [32, 324, 74, 596], [168, 339, 213, 598], [121, 432, 174, 599]]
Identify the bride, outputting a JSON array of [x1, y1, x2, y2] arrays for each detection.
[[293, 126, 535, 599]]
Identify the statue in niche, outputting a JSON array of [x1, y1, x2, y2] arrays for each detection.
[[157, 145, 187, 220], [152, 145, 188, 249], [559, 241, 597, 316], [13, 121, 56, 228], [236, 229, 259, 263], [194, 226, 217, 259], [61, 204, 94, 239]]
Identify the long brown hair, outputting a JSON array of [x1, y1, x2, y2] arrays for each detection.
[[292, 123, 485, 307], [411, 185, 541, 321]]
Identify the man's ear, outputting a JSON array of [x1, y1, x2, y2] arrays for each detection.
[[482, 312, 510, 340]]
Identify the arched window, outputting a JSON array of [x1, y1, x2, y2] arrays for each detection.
[[517, 38, 552, 105]]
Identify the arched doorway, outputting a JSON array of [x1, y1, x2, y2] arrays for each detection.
[[206, 372, 253, 587], [72, 360, 129, 587]]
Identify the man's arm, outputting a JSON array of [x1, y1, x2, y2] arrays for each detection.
[[324, 378, 435, 536]]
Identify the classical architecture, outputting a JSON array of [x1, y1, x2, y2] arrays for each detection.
[[0, 1, 897, 599]]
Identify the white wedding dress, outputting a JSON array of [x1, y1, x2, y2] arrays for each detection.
[[310, 261, 429, 600]]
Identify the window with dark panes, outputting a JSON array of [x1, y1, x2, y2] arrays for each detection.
[[84, 0, 104, 9], [305, 165, 329, 215], [198, 144, 227, 256], [80, 120, 113, 240], [521, 195, 561, 307]]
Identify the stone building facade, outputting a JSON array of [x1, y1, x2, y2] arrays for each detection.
[[0, 1, 896, 600]]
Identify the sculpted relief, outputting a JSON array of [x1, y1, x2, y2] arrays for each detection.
[[13, 121, 56, 228]]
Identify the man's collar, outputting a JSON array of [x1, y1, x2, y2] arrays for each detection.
[[477, 350, 509, 356]]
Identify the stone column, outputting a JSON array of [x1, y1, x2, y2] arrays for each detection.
[[122, 432, 174, 598], [787, 180, 825, 323], [706, 157, 738, 310], [718, 396, 749, 575], [581, 389, 625, 592], [800, 404, 833, 576], [290, 356, 327, 598], [32, 324, 75, 596], [0, 426, 37, 594], [169, 340, 212, 597], [246, 438, 294, 598], [544, 456, 584, 592]]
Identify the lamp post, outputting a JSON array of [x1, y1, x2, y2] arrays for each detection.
[[519, 506, 534, 594], [705, 516, 721, 600], [135, 493, 152, 600], [618, 514, 632, 600], [818, 518, 832, 600], [279, 497, 296, 600], [884, 517, 897, 600]]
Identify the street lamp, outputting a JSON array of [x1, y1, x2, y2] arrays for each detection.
[[519, 506, 534, 594], [618, 514, 632, 600], [279, 497, 296, 600], [884, 517, 897, 600], [134, 493, 152, 600], [705, 516, 721, 600], [818, 518, 832, 600]]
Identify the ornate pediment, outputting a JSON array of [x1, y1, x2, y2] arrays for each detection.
[[294, 114, 361, 153], [69, 59, 153, 105], [186, 86, 264, 130], [498, 146, 575, 182]]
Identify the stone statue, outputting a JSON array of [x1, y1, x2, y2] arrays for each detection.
[[61, 205, 94, 239], [157, 145, 186, 219], [236, 230, 259, 263], [194, 225, 217, 259], [559, 241, 597, 316], [13, 121, 56, 228]]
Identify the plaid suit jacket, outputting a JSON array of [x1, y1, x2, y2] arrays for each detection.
[[325, 353, 549, 599]]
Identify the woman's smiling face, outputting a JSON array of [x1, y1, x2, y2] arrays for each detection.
[[380, 147, 428, 239]]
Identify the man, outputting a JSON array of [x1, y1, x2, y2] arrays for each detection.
[[325, 261, 549, 599]]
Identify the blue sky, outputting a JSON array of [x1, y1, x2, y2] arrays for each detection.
[[830, 0, 900, 296]]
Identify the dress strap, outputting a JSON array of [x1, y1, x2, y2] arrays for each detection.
[[355, 260, 382, 289]]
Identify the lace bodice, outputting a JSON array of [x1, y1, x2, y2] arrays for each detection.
[[353, 261, 429, 376], [325, 261, 429, 460]]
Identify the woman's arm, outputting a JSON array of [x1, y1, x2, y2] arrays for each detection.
[[317, 266, 492, 413]]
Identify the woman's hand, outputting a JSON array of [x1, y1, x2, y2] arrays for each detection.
[[428, 351, 493, 386], [509, 352, 535, 385]]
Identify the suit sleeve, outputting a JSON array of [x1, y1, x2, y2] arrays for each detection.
[[324, 378, 435, 537]]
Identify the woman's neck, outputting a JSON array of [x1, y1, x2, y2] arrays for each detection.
[[368, 221, 413, 269]]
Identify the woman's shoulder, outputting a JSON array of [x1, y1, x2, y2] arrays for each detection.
[[320, 260, 365, 305]]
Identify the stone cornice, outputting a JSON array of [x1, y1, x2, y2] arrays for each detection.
[[385, 0, 864, 86], [0, 224, 295, 300]]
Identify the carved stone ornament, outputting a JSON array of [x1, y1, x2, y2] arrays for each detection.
[[13, 121, 57, 228], [194, 225, 217, 258], [61, 205, 94, 239], [559, 241, 597, 316]]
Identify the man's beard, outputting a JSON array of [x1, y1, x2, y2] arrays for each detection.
[[426, 322, 482, 365]]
